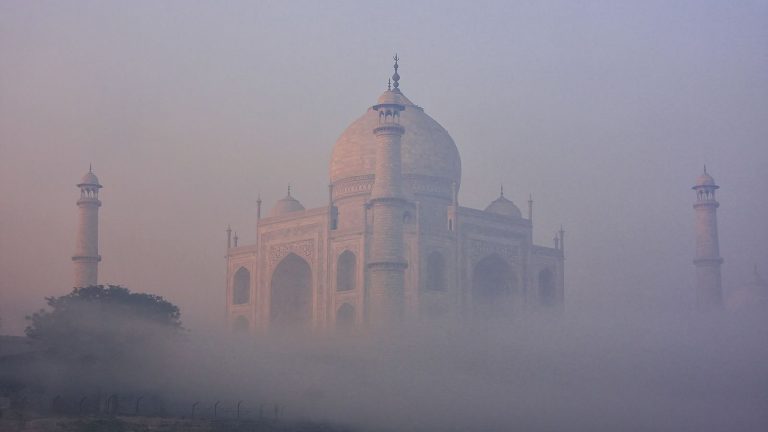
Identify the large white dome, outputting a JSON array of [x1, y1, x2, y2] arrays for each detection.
[[329, 89, 461, 201]]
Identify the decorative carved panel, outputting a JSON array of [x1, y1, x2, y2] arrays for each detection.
[[269, 239, 314, 267], [469, 239, 520, 264], [461, 223, 524, 239], [262, 224, 322, 242]]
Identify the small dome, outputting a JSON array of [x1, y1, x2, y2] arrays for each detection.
[[78, 170, 101, 187], [485, 193, 522, 218], [694, 168, 717, 189], [269, 192, 305, 217]]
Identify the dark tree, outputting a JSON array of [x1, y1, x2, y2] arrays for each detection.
[[25, 285, 183, 364]]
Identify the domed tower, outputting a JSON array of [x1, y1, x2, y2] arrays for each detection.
[[692, 166, 723, 308], [72, 166, 102, 288]]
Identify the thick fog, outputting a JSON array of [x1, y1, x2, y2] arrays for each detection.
[[1, 1, 768, 429], [9, 300, 767, 431]]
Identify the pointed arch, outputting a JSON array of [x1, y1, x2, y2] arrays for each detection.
[[336, 250, 357, 292], [425, 251, 446, 291], [538, 268, 556, 306], [233, 267, 250, 305], [472, 254, 518, 313], [270, 253, 313, 328]]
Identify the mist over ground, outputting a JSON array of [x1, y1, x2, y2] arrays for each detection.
[[7, 294, 766, 431], [1, 0, 766, 335], [89, 306, 767, 432]]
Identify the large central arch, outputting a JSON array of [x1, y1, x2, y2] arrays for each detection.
[[425, 251, 446, 291], [270, 253, 313, 328], [472, 254, 518, 314]]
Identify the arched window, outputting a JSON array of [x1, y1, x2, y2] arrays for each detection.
[[425, 251, 446, 291], [233, 316, 249, 333], [233, 267, 250, 305], [336, 303, 355, 328], [336, 251, 356, 292], [538, 268, 556, 306], [270, 253, 313, 328]]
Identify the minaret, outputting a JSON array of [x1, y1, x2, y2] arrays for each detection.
[[692, 166, 723, 308], [367, 55, 408, 326], [72, 166, 102, 288], [528, 194, 533, 223]]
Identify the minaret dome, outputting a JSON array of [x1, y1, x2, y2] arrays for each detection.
[[692, 166, 723, 308]]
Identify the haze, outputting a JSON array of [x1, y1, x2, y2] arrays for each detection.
[[0, 0, 766, 357], [2, 2, 768, 431]]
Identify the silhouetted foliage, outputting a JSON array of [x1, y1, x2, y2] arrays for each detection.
[[25, 285, 183, 364]]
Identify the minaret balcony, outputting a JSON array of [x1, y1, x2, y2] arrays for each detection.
[[693, 257, 724, 265], [72, 255, 102, 262]]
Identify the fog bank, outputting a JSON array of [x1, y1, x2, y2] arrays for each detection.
[[167, 307, 768, 432]]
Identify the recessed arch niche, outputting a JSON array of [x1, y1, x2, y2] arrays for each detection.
[[472, 254, 518, 314], [270, 253, 313, 328], [233, 267, 250, 305]]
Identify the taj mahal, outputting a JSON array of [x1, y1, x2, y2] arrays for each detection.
[[67, 59, 768, 333], [224, 58, 565, 332]]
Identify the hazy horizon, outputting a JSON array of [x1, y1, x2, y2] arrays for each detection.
[[2, 0, 767, 334]]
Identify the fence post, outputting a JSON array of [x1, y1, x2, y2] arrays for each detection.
[[78, 397, 88, 415], [105, 394, 118, 416], [134, 396, 143, 416], [51, 395, 61, 415]]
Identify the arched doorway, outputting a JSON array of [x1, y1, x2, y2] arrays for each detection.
[[233, 267, 250, 305], [472, 254, 518, 314], [270, 253, 313, 328], [538, 268, 556, 306], [336, 303, 355, 328], [425, 251, 446, 291], [336, 251, 356, 292]]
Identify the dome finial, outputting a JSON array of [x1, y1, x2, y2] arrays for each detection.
[[287, 183, 292, 197], [704, 164, 707, 174], [391, 54, 400, 91], [500, 184, 504, 197], [89, 163, 93, 173]]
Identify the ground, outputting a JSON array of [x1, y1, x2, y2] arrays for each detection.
[[0, 416, 353, 432]]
